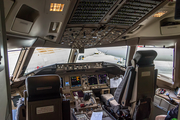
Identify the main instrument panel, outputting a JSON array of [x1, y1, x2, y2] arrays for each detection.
[[23, 62, 125, 92], [11, 62, 125, 103], [58, 72, 111, 102], [60, 73, 109, 91]]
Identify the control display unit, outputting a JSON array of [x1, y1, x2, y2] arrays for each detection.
[[75, 114, 89, 120], [71, 76, 81, 87], [73, 90, 84, 97], [88, 75, 98, 85], [98, 74, 107, 84]]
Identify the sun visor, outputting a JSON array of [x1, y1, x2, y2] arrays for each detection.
[[7, 34, 37, 49]]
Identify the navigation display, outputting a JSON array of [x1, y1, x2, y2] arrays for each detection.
[[98, 74, 107, 84], [71, 76, 81, 87], [88, 75, 98, 85]]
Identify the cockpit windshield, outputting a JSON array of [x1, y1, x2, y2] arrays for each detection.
[[25, 48, 71, 73], [76, 46, 128, 67]]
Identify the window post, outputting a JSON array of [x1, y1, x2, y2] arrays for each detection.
[[0, 0, 12, 119]]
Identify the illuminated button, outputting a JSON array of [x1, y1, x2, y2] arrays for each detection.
[[76, 76, 80, 81], [50, 3, 64, 12]]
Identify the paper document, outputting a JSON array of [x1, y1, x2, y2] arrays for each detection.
[[90, 112, 103, 120], [110, 77, 122, 88]]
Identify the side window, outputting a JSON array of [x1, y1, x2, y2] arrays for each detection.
[[137, 46, 174, 83]]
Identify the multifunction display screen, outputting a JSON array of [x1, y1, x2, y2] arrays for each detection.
[[71, 76, 81, 87], [88, 75, 98, 85], [98, 74, 107, 84]]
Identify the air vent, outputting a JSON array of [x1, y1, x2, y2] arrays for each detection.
[[69, 0, 118, 24], [45, 35, 56, 40], [108, 0, 162, 26]]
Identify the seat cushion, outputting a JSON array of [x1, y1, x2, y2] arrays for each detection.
[[101, 94, 114, 106]]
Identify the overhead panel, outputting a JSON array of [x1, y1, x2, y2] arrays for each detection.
[[69, 0, 118, 24], [73, 28, 97, 48], [99, 28, 125, 45], [61, 0, 166, 48], [108, 0, 163, 26], [61, 27, 82, 45]]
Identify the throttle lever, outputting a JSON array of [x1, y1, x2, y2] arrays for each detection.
[[166, 93, 175, 104]]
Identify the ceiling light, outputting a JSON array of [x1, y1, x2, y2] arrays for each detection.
[[153, 11, 167, 17], [50, 3, 64, 12]]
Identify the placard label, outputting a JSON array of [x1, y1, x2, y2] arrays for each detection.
[[141, 71, 150, 77], [36, 106, 54, 114]]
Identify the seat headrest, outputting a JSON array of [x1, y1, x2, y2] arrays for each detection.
[[133, 50, 157, 66], [25, 75, 61, 101]]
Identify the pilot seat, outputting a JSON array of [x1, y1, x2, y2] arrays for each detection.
[[101, 50, 157, 120], [16, 74, 70, 120]]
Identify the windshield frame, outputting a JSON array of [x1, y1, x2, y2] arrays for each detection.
[[7, 48, 23, 77]]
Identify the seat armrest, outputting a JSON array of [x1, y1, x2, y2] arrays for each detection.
[[109, 99, 120, 113], [155, 115, 167, 120], [110, 99, 119, 107], [16, 98, 26, 120], [101, 94, 114, 106], [23, 90, 27, 106]]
